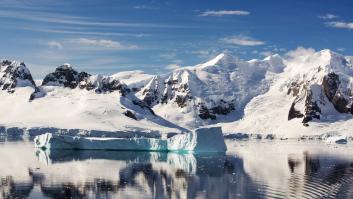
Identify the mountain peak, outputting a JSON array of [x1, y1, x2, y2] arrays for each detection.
[[57, 63, 72, 70], [197, 53, 235, 70]]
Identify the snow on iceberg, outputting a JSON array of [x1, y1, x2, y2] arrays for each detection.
[[167, 127, 227, 152], [34, 127, 227, 152]]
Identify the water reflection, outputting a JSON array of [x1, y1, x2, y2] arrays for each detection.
[[0, 141, 353, 198]]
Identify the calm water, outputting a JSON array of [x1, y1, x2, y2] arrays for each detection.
[[1, 138, 353, 199]]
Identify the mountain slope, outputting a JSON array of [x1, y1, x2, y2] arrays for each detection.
[[137, 53, 285, 128], [0, 63, 185, 137], [0, 60, 36, 92], [223, 49, 353, 137]]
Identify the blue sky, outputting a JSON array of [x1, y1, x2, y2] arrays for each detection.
[[0, 0, 352, 78]]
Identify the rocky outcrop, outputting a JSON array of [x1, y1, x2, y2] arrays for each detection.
[[322, 72, 351, 113], [286, 50, 353, 126], [139, 70, 237, 121], [42, 64, 88, 89], [124, 110, 138, 120], [42, 64, 131, 95], [0, 60, 36, 93]]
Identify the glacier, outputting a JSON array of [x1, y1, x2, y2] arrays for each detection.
[[34, 127, 227, 152]]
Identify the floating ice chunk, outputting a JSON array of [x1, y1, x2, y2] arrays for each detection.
[[34, 127, 227, 152], [168, 127, 227, 152], [34, 133, 168, 151], [325, 135, 348, 144]]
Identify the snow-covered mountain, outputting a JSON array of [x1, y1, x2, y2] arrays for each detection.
[[0, 63, 185, 137], [0, 60, 37, 92], [224, 49, 353, 138], [137, 53, 285, 128], [2, 48, 353, 138]]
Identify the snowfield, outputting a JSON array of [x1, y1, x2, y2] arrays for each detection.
[[1, 48, 353, 139], [222, 49, 353, 139]]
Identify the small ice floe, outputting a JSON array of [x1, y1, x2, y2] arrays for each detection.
[[34, 127, 227, 152], [325, 135, 348, 144]]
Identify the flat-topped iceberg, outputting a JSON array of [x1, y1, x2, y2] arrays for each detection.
[[34, 127, 227, 152]]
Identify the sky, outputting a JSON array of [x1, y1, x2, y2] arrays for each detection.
[[0, 0, 352, 78]]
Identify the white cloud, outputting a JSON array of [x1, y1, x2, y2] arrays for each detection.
[[285, 46, 316, 61], [318, 14, 339, 20], [69, 38, 138, 50], [0, 10, 184, 29], [200, 10, 250, 17], [337, 48, 345, 52], [47, 41, 63, 49], [220, 35, 265, 46], [166, 64, 181, 70], [326, 21, 353, 30]]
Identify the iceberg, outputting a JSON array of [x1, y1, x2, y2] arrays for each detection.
[[34, 127, 227, 152]]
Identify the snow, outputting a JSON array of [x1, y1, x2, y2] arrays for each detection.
[[138, 53, 285, 129], [222, 49, 353, 138], [2, 48, 353, 139], [110, 70, 154, 89], [168, 127, 227, 152], [34, 133, 169, 151], [325, 135, 348, 144], [34, 127, 227, 152], [0, 86, 184, 137]]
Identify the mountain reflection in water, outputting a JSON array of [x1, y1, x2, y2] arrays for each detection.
[[0, 140, 353, 199]]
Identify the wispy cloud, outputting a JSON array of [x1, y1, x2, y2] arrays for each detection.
[[133, 5, 158, 10], [200, 10, 250, 17], [25, 28, 150, 37], [68, 38, 138, 50], [220, 35, 265, 46], [0, 10, 185, 28], [326, 21, 353, 30], [166, 64, 181, 70], [285, 46, 316, 60], [47, 41, 63, 49], [318, 13, 339, 20]]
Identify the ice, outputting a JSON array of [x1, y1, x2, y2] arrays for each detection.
[[34, 127, 227, 152], [167, 127, 227, 152], [34, 133, 168, 151], [325, 135, 348, 144]]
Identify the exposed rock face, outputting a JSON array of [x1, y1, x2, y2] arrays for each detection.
[[286, 50, 353, 126], [302, 90, 321, 125], [42, 64, 131, 95], [124, 110, 138, 120], [322, 72, 350, 113], [42, 64, 87, 88], [0, 60, 36, 93], [139, 69, 236, 121], [288, 103, 304, 120]]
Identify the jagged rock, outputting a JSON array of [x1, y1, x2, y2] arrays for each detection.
[[0, 60, 36, 93], [302, 90, 321, 124], [42, 64, 90, 88], [211, 100, 235, 115], [198, 104, 216, 120], [175, 94, 192, 108], [42, 64, 131, 95], [322, 72, 350, 113], [287, 81, 301, 97], [288, 103, 304, 120], [124, 110, 137, 120]]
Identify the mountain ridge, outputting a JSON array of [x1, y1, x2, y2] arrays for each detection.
[[1, 48, 353, 138]]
